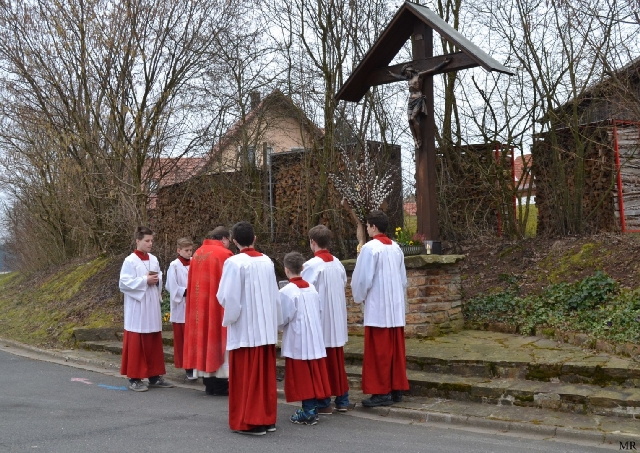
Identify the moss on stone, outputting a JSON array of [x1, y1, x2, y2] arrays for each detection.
[[514, 394, 535, 403], [526, 365, 561, 381]]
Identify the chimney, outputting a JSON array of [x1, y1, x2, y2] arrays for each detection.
[[250, 91, 261, 110]]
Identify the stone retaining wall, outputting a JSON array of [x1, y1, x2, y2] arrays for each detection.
[[341, 254, 465, 338]]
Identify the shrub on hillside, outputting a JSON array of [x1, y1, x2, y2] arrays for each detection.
[[463, 271, 640, 344]]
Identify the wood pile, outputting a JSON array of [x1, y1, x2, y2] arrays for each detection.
[[532, 124, 617, 236], [151, 141, 403, 266], [437, 144, 516, 240]]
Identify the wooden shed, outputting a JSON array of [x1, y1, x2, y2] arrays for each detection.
[[533, 57, 640, 235]]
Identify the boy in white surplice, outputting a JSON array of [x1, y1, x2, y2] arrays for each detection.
[[119, 226, 174, 392], [280, 252, 330, 425], [301, 225, 351, 414], [164, 237, 194, 380], [351, 210, 409, 407]]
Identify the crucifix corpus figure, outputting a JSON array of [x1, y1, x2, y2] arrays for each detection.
[[388, 58, 451, 149]]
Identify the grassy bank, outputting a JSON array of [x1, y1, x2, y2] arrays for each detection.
[[0, 255, 123, 348]]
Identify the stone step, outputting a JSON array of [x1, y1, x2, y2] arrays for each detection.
[[340, 364, 640, 418], [81, 340, 175, 364], [86, 329, 640, 389], [114, 331, 174, 347], [79, 339, 640, 418]]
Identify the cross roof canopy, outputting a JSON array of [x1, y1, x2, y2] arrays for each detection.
[[335, 1, 514, 102]]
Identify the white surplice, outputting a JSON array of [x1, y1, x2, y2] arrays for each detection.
[[351, 239, 407, 328], [301, 256, 348, 348], [164, 258, 188, 323], [119, 253, 163, 333], [278, 282, 327, 360], [217, 253, 282, 350]]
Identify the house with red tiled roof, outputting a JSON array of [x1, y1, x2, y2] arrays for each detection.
[[145, 157, 207, 210], [146, 90, 323, 210], [514, 154, 535, 204]]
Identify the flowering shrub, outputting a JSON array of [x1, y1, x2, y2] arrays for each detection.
[[161, 290, 171, 323], [330, 145, 393, 223], [394, 227, 420, 246]]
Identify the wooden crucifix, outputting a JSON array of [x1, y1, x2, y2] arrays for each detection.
[[336, 2, 513, 254]]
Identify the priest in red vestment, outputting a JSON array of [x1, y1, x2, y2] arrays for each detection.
[[182, 226, 233, 395]]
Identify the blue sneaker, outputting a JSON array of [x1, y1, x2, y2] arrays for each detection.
[[290, 408, 318, 425]]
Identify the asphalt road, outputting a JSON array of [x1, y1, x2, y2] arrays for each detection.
[[0, 349, 614, 453]]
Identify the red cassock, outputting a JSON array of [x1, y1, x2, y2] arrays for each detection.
[[325, 346, 349, 397], [284, 357, 332, 402], [120, 331, 166, 379], [172, 322, 185, 369], [182, 239, 233, 373], [361, 326, 410, 394], [229, 345, 277, 431]]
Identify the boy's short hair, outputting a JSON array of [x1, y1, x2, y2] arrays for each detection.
[[283, 252, 305, 275], [206, 226, 230, 240], [177, 237, 193, 249], [308, 225, 332, 249], [366, 210, 389, 233], [231, 221, 254, 247], [135, 226, 153, 241]]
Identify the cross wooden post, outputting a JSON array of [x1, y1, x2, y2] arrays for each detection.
[[412, 23, 441, 253], [334, 2, 513, 256]]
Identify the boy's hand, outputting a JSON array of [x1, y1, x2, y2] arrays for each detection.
[[147, 274, 159, 286]]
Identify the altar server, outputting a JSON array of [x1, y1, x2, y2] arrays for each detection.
[[217, 221, 281, 436], [182, 227, 233, 395], [280, 252, 331, 425], [302, 225, 351, 414], [351, 210, 409, 407], [119, 226, 174, 392], [164, 237, 194, 379]]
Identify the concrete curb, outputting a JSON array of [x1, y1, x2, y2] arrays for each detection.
[[1, 337, 122, 371], [349, 404, 629, 445], [3, 336, 639, 447]]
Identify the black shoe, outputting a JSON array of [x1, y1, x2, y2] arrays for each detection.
[[266, 424, 276, 432], [361, 393, 393, 407], [204, 377, 228, 395], [391, 390, 404, 403], [206, 390, 229, 396], [148, 377, 174, 388], [234, 426, 267, 436]]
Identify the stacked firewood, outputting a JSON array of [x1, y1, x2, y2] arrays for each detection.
[[152, 142, 403, 263], [437, 144, 516, 240], [532, 125, 617, 236]]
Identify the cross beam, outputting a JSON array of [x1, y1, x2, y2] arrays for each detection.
[[367, 52, 478, 87]]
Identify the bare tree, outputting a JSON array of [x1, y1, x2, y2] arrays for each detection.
[[0, 0, 240, 266]]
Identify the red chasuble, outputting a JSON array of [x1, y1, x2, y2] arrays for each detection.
[[182, 239, 233, 373]]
